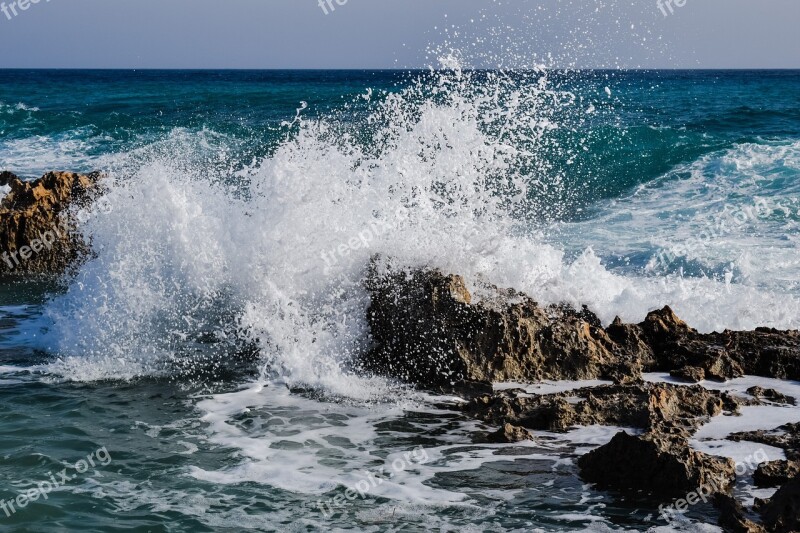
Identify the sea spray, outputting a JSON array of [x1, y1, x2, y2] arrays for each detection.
[[33, 64, 800, 393]]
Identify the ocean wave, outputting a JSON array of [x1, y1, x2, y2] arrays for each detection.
[[30, 68, 800, 394]]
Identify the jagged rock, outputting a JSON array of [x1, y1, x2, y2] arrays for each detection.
[[464, 382, 737, 434], [729, 423, 800, 461], [754, 460, 800, 487], [362, 262, 800, 389], [760, 476, 800, 533], [486, 422, 535, 443], [362, 260, 622, 387], [578, 430, 735, 497], [746, 386, 796, 406], [670, 366, 706, 383], [0, 171, 100, 275], [714, 494, 766, 533]]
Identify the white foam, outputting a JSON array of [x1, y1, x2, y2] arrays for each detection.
[[643, 372, 800, 401], [693, 405, 800, 443]]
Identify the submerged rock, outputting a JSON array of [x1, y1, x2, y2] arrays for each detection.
[[0, 171, 101, 275]]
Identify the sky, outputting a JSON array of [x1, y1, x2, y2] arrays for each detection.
[[0, 0, 797, 69]]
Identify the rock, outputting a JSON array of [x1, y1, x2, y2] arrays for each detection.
[[577, 430, 735, 497], [486, 422, 535, 443], [754, 460, 800, 487], [713, 494, 766, 533], [362, 261, 800, 389], [729, 423, 800, 461], [746, 386, 796, 406], [362, 259, 622, 387], [760, 476, 800, 533], [0, 171, 101, 275], [464, 382, 737, 434], [670, 366, 706, 383]]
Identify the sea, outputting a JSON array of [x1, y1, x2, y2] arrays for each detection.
[[0, 68, 799, 531]]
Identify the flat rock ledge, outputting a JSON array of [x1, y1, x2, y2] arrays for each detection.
[[0, 171, 101, 275], [361, 260, 800, 532]]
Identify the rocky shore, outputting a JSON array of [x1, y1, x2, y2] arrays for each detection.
[[363, 258, 800, 532], [2, 170, 798, 531]]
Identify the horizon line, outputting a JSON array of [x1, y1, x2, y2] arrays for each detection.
[[1, 67, 799, 72]]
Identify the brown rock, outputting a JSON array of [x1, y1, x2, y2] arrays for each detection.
[[486, 423, 535, 443], [0, 171, 101, 275], [670, 366, 706, 383], [578, 430, 735, 497], [761, 476, 800, 533], [729, 423, 800, 462], [714, 494, 766, 533], [362, 259, 621, 387], [465, 382, 737, 435], [362, 261, 800, 389], [747, 386, 796, 406], [754, 460, 800, 487]]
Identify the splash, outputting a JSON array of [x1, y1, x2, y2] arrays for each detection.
[[36, 61, 800, 391]]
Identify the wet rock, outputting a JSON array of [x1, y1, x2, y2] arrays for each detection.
[[746, 386, 796, 406], [486, 422, 535, 443], [0, 171, 101, 275], [464, 382, 736, 434], [754, 460, 800, 487], [362, 260, 622, 387], [362, 262, 800, 389], [578, 430, 735, 497], [670, 366, 706, 383], [714, 494, 766, 533], [729, 423, 800, 461], [760, 476, 800, 533]]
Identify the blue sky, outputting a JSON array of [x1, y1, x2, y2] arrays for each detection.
[[0, 0, 797, 69]]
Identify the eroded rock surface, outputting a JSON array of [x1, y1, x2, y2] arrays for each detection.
[[362, 263, 800, 389], [485, 423, 535, 443], [362, 261, 625, 387], [463, 382, 738, 433], [729, 423, 800, 462], [760, 476, 800, 533], [714, 494, 767, 533], [0, 171, 100, 275], [577, 430, 735, 497], [754, 460, 800, 488]]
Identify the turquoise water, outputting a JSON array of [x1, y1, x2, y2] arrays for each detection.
[[0, 69, 799, 531]]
